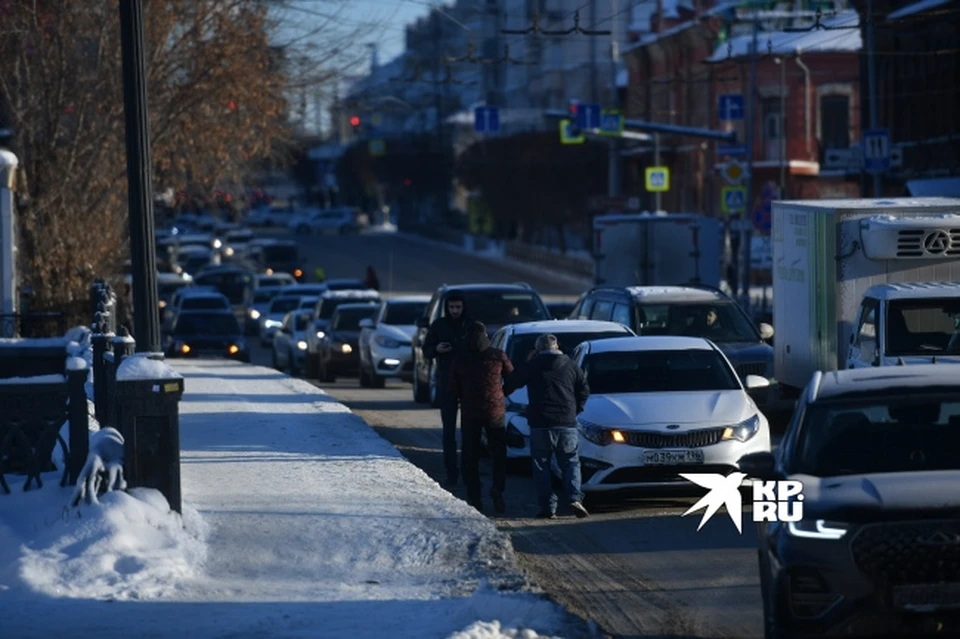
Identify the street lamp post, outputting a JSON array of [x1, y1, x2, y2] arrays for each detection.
[[118, 0, 160, 354]]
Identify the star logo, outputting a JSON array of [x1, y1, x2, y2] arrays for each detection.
[[680, 472, 747, 533]]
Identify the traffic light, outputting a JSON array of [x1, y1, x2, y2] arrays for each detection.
[[567, 100, 581, 136], [349, 115, 361, 134]]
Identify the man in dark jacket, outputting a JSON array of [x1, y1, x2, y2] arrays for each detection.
[[506, 333, 590, 519], [450, 321, 514, 514], [422, 292, 471, 486]]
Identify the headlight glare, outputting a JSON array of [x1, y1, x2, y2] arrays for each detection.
[[249, 309, 260, 319], [787, 520, 848, 540], [722, 414, 761, 442], [315, 330, 326, 340], [297, 340, 308, 350]]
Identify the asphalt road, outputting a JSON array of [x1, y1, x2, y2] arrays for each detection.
[[251, 229, 765, 639]]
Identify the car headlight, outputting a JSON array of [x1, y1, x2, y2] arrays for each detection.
[[265, 319, 282, 328], [228, 344, 240, 355], [577, 418, 625, 446], [315, 330, 326, 340], [213, 239, 222, 249], [224, 247, 235, 257], [297, 340, 308, 350], [787, 520, 848, 540], [249, 309, 260, 319], [722, 414, 761, 442], [374, 335, 402, 348], [341, 343, 352, 354], [179, 343, 191, 354]]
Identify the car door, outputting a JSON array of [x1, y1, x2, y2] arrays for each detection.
[[846, 298, 879, 368]]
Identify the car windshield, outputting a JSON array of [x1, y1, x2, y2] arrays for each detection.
[[383, 302, 427, 325], [261, 245, 298, 262], [334, 307, 378, 331], [886, 298, 960, 356], [293, 314, 311, 331], [253, 289, 281, 304], [182, 296, 228, 310], [507, 331, 627, 368], [635, 301, 758, 343], [258, 276, 294, 288], [270, 297, 301, 314], [326, 280, 368, 291], [450, 291, 549, 325], [794, 396, 960, 477], [583, 349, 741, 394], [319, 298, 377, 319], [174, 313, 241, 335]]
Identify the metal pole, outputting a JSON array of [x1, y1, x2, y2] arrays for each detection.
[[608, 0, 621, 199], [654, 134, 662, 211], [779, 58, 786, 195], [740, 13, 759, 313], [866, 0, 881, 197], [119, 0, 160, 354]]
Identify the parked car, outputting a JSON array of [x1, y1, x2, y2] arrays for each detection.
[[358, 296, 430, 387], [572, 335, 771, 496], [163, 310, 249, 362], [411, 283, 551, 405], [258, 294, 307, 346], [491, 319, 635, 462], [569, 285, 783, 413], [740, 364, 960, 638], [244, 286, 284, 335], [316, 303, 380, 382], [271, 309, 314, 375], [305, 290, 382, 377]]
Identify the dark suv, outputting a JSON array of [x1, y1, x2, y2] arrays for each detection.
[[570, 285, 784, 413], [739, 365, 960, 638], [411, 283, 550, 405]]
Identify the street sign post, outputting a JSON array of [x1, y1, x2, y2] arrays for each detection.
[[599, 110, 624, 136], [368, 139, 386, 157], [718, 144, 747, 157], [474, 106, 500, 133], [720, 159, 746, 186], [560, 119, 584, 145], [721, 186, 747, 215], [576, 103, 602, 130], [718, 94, 745, 121], [862, 128, 891, 174], [645, 167, 670, 192]]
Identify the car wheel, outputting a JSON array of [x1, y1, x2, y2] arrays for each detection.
[[321, 358, 336, 383], [413, 365, 430, 403], [359, 366, 371, 388], [370, 372, 386, 389]]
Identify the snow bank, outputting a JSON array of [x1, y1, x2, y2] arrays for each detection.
[[0, 374, 65, 384], [116, 353, 183, 381], [0, 477, 207, 601]]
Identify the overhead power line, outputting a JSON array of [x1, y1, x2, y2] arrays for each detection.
[[501, 10, 612, 36], [443, 42, 527, 65]]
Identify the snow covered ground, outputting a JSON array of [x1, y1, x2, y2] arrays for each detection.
[[0, 358, 594, 638]]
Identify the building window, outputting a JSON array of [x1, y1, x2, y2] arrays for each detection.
[[762, 98, 783, 160], [820, 94, 850, 149]]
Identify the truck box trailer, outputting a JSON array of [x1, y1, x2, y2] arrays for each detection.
[[772, 197, 960, 393], [593, 213, 721, 288]]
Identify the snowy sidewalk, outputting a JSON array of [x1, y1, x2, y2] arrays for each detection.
[[1, 359, 592, 638]]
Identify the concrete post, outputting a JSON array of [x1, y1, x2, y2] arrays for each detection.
[[0, 148, 18, 337]]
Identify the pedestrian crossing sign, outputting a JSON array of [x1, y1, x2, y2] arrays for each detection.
[[645, 167, 669, 192], [559, 119, 584, 145], [721, 186, 746, 215]]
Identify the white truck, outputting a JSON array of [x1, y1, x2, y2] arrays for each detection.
[[592, 213, 722, 288], [772, 197, 960, 396]]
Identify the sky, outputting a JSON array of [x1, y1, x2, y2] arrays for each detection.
[[0, 342, 593, 639]]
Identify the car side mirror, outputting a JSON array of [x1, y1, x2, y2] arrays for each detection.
[[744, 374, 770, 390], [738, 451, 778, 481], [359, 318, 373, 329], [759, 323, 774, 341], [416, 317, 430, 329]]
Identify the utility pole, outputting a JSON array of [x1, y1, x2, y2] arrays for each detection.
[[740, 10, 760, 314], [866, 0, 881, 197], [119, 0, 160, 354], [653, 134, 661, 211], [607, 0, 621, 199], [432, 9, 447, 218]]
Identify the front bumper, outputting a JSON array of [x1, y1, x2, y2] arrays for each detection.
[[768, 522, 960, 637], [326, 349, 361, 374], [368, 343, 414, 379], [579, 429, 770, 492]]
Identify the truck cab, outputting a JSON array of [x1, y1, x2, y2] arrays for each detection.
[[846, 282, 960, 369]]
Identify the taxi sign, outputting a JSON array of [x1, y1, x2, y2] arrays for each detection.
[[645, 166, 670, 192]]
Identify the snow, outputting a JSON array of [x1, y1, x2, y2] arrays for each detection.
[[0, 360, 589, 639], [706, 10, 861, 62], [115, 353, 184, 381], [0, 373, 65, 384], [66, 356, 87, 371], [888, 0, 951, 20]]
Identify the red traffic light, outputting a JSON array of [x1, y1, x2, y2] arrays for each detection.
[[568, 101, 579, 116], [349, 115, 361, 127], [402, 178, 412, 187]]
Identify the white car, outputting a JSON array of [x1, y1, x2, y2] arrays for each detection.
[[358, 296, 430, 387], [288, 207, 361, 236], [491, 320, 635, 461], [571, 335, 772, 494], [271, 310, 314, 375], [258, 294, 307, 346]]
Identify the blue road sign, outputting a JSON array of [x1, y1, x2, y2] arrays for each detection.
[[576, 103, 602, 130], [718, 144, 747, 157], [718, 94, 745, 121], [599, 111, 623, 135], [862, 128, 891, 173], [753, 199, 772, 232], [474, 106, 500, 133], [722, 186, 746, 214]]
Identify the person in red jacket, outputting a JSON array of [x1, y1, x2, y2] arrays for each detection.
[[449, 321, 514, 514]]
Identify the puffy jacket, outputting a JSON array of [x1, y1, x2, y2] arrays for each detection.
[[506, 351, 589, 429], [422, 315, 471, 376], [449, 348, 514, 424]]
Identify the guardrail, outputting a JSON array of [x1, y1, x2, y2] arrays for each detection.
[[502, 241, 595, 280]]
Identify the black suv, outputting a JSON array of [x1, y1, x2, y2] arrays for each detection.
[[411, 283, 550, 405], [740, 364, 960, 638], [570, 285, 785, 413]]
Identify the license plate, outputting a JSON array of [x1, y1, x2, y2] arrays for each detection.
[[643, 449, 705, 465], [892, 583, 960, 611]]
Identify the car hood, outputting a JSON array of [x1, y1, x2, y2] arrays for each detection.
[[716, 341, 773, 362], [793, 471, 960, 522], [581, 391, 752, 429], [379, 324, 416, 342]]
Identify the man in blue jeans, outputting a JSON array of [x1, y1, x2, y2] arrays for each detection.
[[506, 334, 590, 519]]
